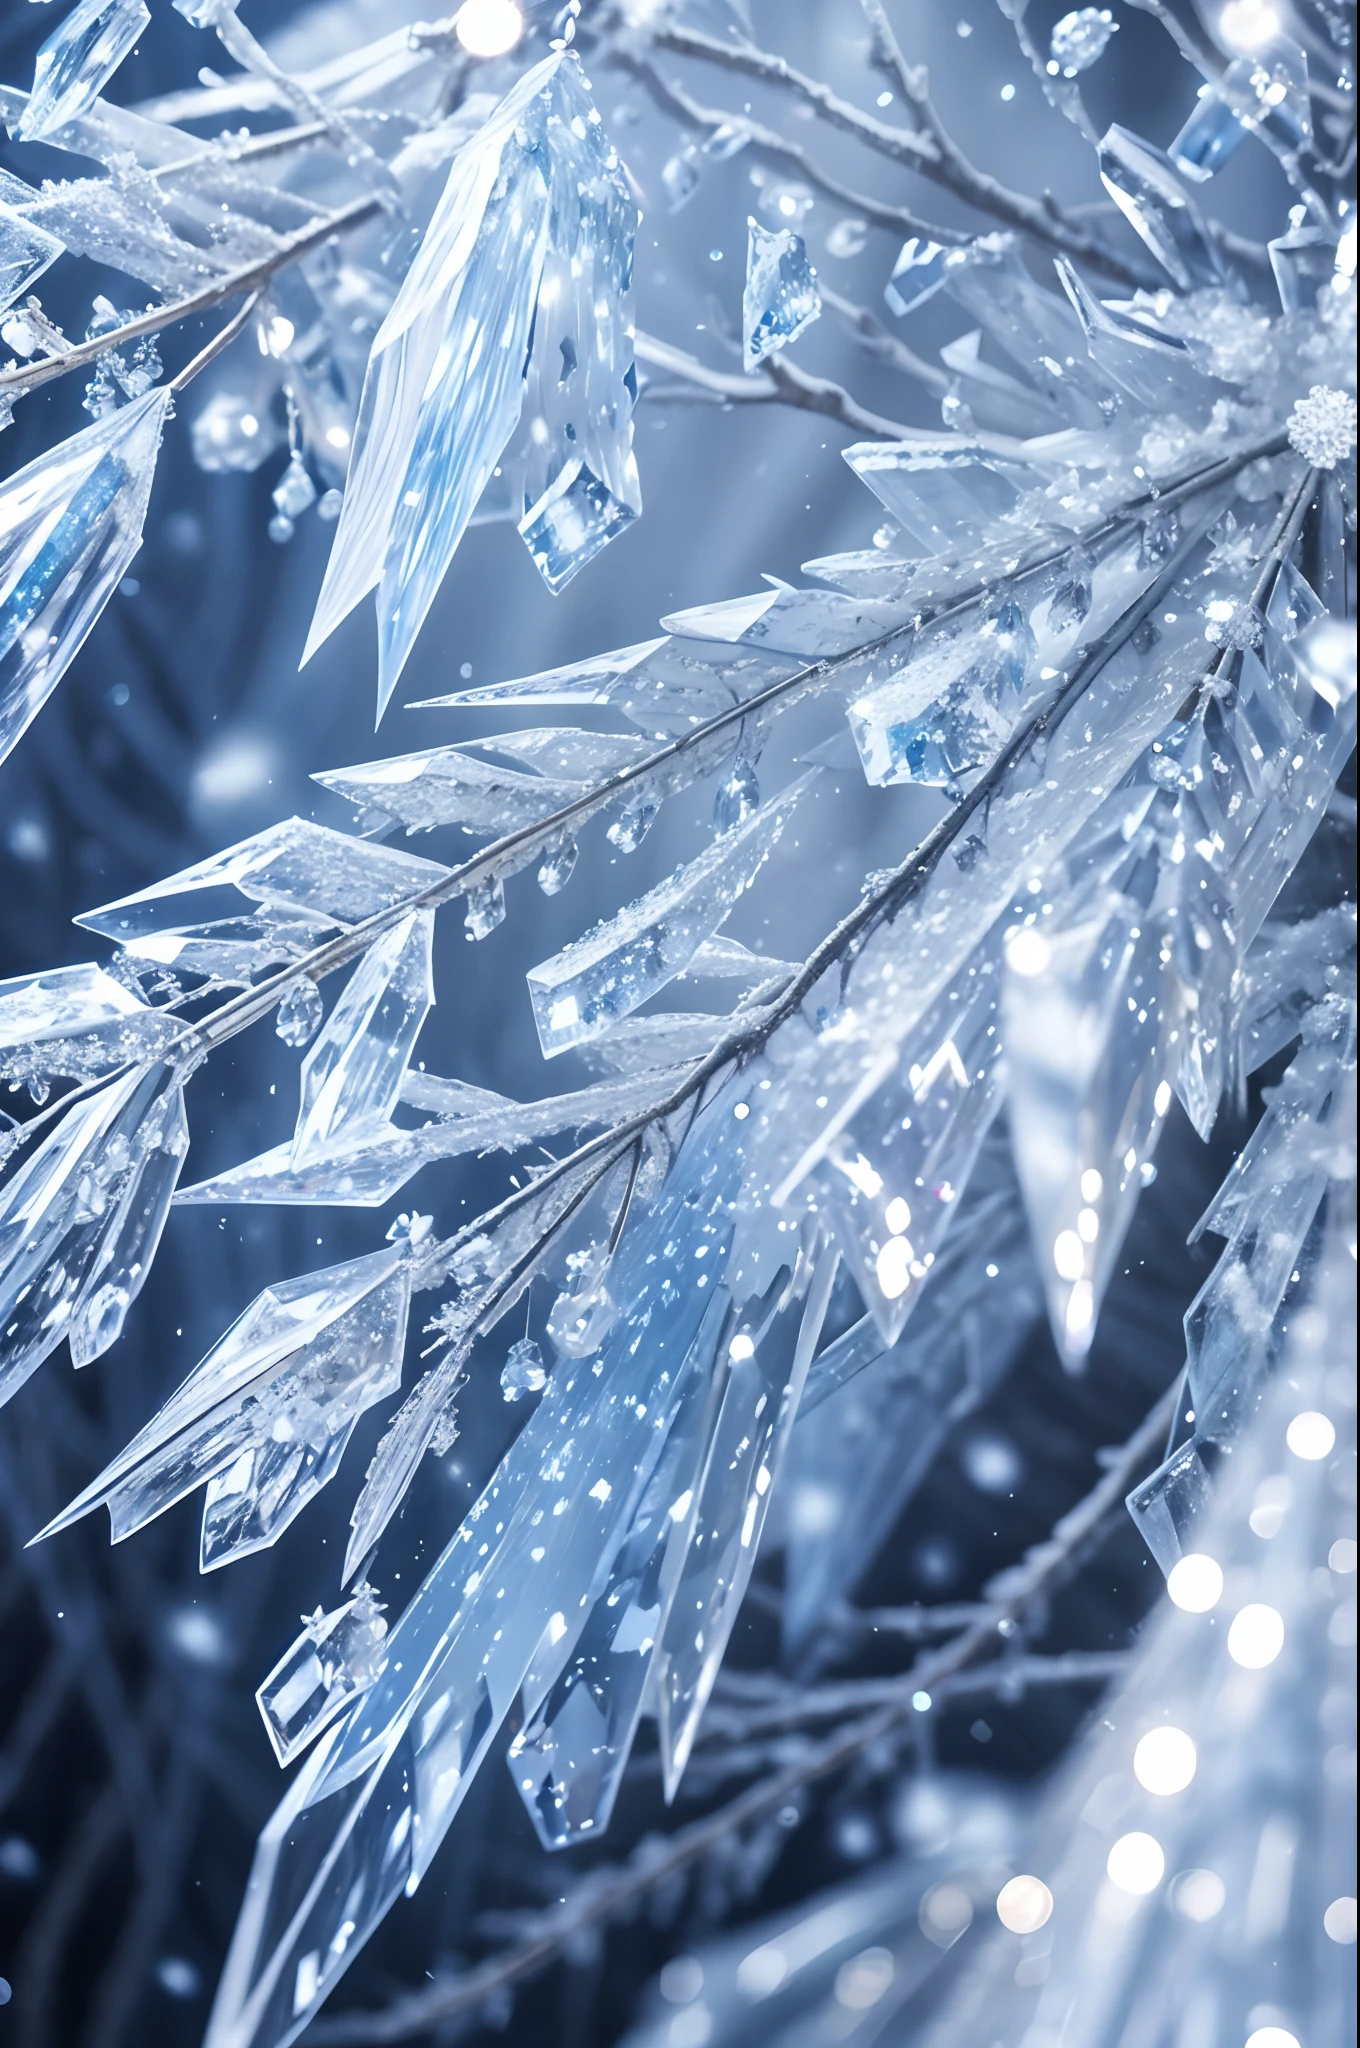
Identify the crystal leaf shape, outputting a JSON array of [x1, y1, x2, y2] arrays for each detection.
[[1098, 125, 1229, 292], [784, 1155, 1040, 1652], [257, 1583, 389, 1769], [0, 388, 171, 767], [883, 235, 949, 317], [38, 1247, 412, 1568], [303, 52, 639, 713], [203, 1093, 746, 2048], [0, 1061, 187, 1408], [0, 960, 182, 1094], [927, 1232, 1355, 2048], [526, 778, 810, 1056], [292, 912, 434, 1168], [77, 819, 449, 984], [742, 217, 820, 371], [313, 732, 647, 839], [0, 201, 64, 316], [16, 0, 151, 142]]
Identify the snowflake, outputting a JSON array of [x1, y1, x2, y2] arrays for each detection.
[[1287, 384, 1358, 468]]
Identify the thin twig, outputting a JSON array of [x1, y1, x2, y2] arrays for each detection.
[[646, 24, 1158, 288], [306, 1382, 1179, 2044], [0, 192, 384, 398], [636, 328, 913, 436]]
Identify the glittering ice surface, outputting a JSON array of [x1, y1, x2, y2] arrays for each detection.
[[1049, 9, 1117, 76], [257, 1583, 389, 1768]]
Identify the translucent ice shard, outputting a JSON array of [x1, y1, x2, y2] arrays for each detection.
[[883, 235, 949, 317], [304, 53, 639, 712], [842, 437, 1048, 557], [0, 388, 171, 765], [526, 778, 809, 1055], [1268, 209, 1342, 314], [257, 1583, 389, 1769], [742, 217, 820, 370], [0, 1061, 187, 1407], [17, 0, 151, 142], [1098, 126, 1229, 291], [0, 203, 64, 316], [77, 820, 449, 984], [204, 1093, 744, 2048], [846, 606, 1036, 794], [654, 1246, 837, 1797], [292, 913, 433, 1167], [0, 960, 182, 1093], [800, 947, 1008, 1346], [314, 731, 646, 838], [39, 1247, 412, 1566], [1169, 85, 1249, 182], [784, 1151, 1040, 1652], [507, 1294, 729, 1846]]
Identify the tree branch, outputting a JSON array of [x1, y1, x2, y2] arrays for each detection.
[[305, 1384, 1178, 2044], [646, 24, 1159, 289], [635, 327, 914, 435]]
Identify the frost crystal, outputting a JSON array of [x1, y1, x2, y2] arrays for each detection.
[[742, 218, 821, 371], [1049, 9, 1117, 76], [1286, 384, 1358, 468]]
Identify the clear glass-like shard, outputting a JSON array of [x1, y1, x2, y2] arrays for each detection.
[[526, 779, 808, 1055], [1049, 8, 1117, 74], [0, 960, 183, 1093], [0, 201, 64, 315], [257, 1583, 389, 1770], [316, 745, 598, 838], [0, 1061, 187, 1407], [801, 947, 1008, 1346], [940, 232, 1115, 424], [654, 1246, 836, 1798], [77, 819, 448, 982], [1219, 37, 1312, 154], [784, 1153, 1040, 1652], [846, 610, 1032, 793], [0, 388, 171, 766], [203, 1097, 745, 2048], [16, 0, 150, 142], [292, 914, 434, 1167], [842, 437, 1047, 557], [1169, 87, 1248, 182], [742, 217, 820, 370], [1098, 125, 1228, 291], [507, 1294, 730, 1846], [39, 1247, 411, 1563], [305, 53, 638, 713], [1267, 212, 1342, 315], [1236, 904, 1356, 1080], [1054, 258, 1214, 414], [883, 235, 949, 317]]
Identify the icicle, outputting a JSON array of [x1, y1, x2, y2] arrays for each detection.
[[526, 777, 811, 1056], [37, 1246, 412, 1567], [0, 388, 172, 766], [256, 1583, 388, 1768], [0, 1060, 188, 1408], [303, 54, 639, 714], [654, 1242, 838, 1797], [16, 0, 151, 143]]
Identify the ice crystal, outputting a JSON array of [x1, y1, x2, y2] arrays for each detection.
[[1287, 384, 1358, 468], [17, 0, 151, 143], [742, 218, 820, 372]]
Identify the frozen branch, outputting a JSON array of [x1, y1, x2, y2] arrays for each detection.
[[635, 328, 915, 435], [304, 1384, 1179, 2044]]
